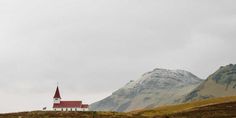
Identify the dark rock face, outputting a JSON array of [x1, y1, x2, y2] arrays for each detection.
[[183, 90, 199, 102], [211, 64, 236, 89]]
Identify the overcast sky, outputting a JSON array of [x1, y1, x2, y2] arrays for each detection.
[[0, 0, 236, 113]]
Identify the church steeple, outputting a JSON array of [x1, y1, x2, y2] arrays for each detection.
[[53, 86, 61, 104], [53, 86, 61, 99]]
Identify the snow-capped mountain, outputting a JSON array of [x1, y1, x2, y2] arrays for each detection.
[[89, 68, 203, 112]]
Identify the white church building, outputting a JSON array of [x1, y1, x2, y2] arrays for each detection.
[[52, 86, 89, 111]]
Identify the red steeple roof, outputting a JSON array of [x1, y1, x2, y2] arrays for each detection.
[[53, 86, 61, 99]]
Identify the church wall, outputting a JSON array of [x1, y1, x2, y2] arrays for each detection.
[[53, 107, 87, 111]]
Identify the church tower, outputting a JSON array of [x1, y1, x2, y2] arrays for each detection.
[[53, 86, 61, 104]]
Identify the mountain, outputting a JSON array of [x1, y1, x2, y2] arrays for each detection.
[[182, 64, 236, 102], [89, 68, 202, 112]]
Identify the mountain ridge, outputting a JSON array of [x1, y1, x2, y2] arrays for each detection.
[[89, 68, 202, 112]]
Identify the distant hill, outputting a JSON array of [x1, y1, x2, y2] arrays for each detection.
[[182, 64, 236, 102], [89, 68, 202, 112], [90, 64, 236, 112]]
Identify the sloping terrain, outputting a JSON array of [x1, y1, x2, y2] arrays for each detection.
[[182, 64, 236, 102], [131, 95, 236, 117], [170, 101, 236, 118], [1, 96, 236, 118], [90, 68, 202, 112], [0, 111, 131, 118]]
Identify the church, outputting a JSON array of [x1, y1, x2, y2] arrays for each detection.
[[52, 86, 89, 111]]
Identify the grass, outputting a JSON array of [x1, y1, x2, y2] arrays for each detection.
[[1, 96, 236, 118], [129, 95, 236, 117]]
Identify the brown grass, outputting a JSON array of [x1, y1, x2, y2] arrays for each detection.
[[1, 96, 236, 118], [129, 96, 236, 117]]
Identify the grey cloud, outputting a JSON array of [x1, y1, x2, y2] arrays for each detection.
[[0, 0, 236, 113]]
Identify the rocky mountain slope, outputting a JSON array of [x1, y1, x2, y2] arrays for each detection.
[[89, 68, 202, 112], [182, 64, 236, 102]]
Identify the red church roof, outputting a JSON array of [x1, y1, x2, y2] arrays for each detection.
[[53, 86, 61, 99], [81, 104, 89, 108], [53, 101, 83, 108]]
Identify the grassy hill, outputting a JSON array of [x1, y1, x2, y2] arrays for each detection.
[[1, 96, 236, 118], [0, 111, 132, 118], [130, 95, 236, 117]]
